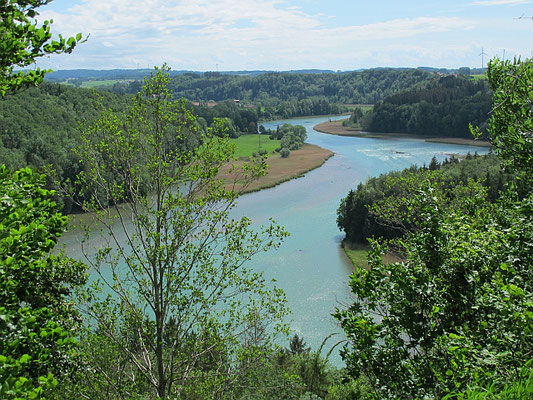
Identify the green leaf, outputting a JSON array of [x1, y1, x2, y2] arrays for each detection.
[[19, 354, 31, 364]]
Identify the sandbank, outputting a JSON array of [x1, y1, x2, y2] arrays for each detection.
[[218, 144, 334, 194], [314, 119, 492, 148]]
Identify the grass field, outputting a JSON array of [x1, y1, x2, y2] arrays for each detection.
[[471, 74, 487, 80], [80, 79, 121, 88], [344, 242, 400, 270], [230, 134, 281, 158]]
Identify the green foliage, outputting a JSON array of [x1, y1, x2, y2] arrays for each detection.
[[234, 334, 372, 400], [443, 360, 533, 400], [365, 75, 491, 138], [335, 58, 533, 399], [0, 82, 136, 211], [335, 188, 532, 399], [267, 123, 307, 157], [193, 100, 258, 134], [0, 166, 86, 399], [161, 69, 432, 105], [476, 58, 533, 187], [71, 66, 290, 399], [337, 154, 512, 243], [342, 106, 366, 130], [108, 69, 433, 120], [0, 0, 84, 96], [280, 148, 290, 158]]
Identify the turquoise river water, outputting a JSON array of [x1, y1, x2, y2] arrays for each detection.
[[62, 115, 489, 364]]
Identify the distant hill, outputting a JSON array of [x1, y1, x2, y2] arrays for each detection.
[[109, 68, 436, 106], [45, 66, 484, 82], [45, 68, 340, 82]]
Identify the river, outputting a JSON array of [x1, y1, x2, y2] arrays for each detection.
[[62, 115, 490, 365]]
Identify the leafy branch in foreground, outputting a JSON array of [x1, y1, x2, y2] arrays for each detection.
[[474, 58, 533, 188], [0, 0, 86, 96], [0, 166, 86, 400]]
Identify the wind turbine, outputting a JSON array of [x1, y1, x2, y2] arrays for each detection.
[[479, 48, 488, 69]]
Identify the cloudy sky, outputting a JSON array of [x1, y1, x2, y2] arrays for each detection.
[[36, 0, 533, 71]]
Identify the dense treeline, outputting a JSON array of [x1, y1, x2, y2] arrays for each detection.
[[0, 83, 268, 210], [260, 97, 344, 120], [362, 75, 492, 137], [110, 69, 433, 106], [0, 82, 206, 211], [337, 153, 513, 243], [0, 83, 131, 196], [192, 100, 259, 135]]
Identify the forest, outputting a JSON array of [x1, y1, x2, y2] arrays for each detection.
[[109, 68, 433, 105], [336, 153, 514, 243], [1, 2, 532, 399], [104, 68, 435, 120], [357, 75, 492, 138]]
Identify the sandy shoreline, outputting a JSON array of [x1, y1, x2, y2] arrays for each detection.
[[218, 143, 334, 194], [314, 119, 492, 148]]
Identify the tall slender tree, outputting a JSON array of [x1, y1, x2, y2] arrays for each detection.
[[74, 66, 289, 399]]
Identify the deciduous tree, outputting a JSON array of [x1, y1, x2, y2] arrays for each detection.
[[73, 66, 289, 399], [335, 58, 533, 399]]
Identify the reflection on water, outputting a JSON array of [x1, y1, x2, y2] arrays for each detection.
[[62, 115, 489, 365]]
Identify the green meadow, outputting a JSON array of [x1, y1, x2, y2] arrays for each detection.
[[230, 134, 281, 158], [80, 79, 121, 88]]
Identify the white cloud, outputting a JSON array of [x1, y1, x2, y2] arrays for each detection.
[[35, 0, 517, 70], [471, 0, 531, 6]]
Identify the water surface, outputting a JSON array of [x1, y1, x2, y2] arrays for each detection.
[[236, 116, 489, 360]]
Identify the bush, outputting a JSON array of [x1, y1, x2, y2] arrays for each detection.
[[280, 148, 290, 158]]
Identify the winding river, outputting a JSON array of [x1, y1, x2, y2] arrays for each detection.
[[62, 115, 490, 364]]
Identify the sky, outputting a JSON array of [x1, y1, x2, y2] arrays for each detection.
[[35, 0, 533, 71]]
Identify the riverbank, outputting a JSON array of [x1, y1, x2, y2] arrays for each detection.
[[342, 241, 401, 270], [314, 119, 492, 148], [218, 143, 334, 194]]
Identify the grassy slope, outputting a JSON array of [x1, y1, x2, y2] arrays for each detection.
[[230, 134, 281, 158]]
